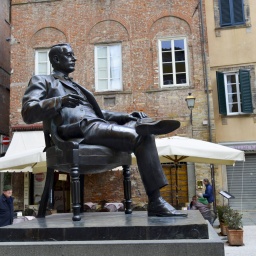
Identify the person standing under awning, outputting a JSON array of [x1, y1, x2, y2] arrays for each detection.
[[0, 185, 14, 227]]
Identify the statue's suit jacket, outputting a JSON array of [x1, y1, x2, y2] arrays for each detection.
[[22, 74, 168, 193], [22, 74, 118, 142]]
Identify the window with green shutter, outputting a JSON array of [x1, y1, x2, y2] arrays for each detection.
[[219, 0, 245, 27], [216, 70, 253, 115]]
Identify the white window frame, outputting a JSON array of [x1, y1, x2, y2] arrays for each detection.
[[158, 37, 189, 88], [224, 72, 242, 115], [35, 49, 52, 75], [95, 44, 122, 92]]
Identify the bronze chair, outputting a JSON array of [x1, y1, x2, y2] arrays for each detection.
[[38, 120, 132, 221]]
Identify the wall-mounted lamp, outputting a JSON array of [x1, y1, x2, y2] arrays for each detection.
[[185, 93, 196, 125]]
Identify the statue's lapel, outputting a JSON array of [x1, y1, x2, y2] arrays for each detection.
[[73, 82, 104, 119], [52, 74, 104, 119]]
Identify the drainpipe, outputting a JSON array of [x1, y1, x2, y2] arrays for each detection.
[[198, 0, 216, 215]]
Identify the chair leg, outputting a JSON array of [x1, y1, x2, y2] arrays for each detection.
[[70, 165, 81, 221], [37, 167, 54, 218], [123, 165, 132, 214], [80, 174, 84, 213]]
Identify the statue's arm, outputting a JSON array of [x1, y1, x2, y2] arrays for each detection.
[[22, 76, 62, 124], [102, 110, 136, 124], [102, 110, 148, 124]]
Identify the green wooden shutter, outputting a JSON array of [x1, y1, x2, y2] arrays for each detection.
[[219, 0, 245, 26], [219, 0, 231, 26], [233, 0, 244, 24], [216, 71, 227, 115], [239, 69, 253, 113]]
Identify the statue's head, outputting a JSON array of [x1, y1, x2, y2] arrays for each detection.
[[49, 43, 76, 74]]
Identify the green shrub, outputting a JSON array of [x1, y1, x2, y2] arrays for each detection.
[[216, 205, 230, 223], [223, 208, 243, 230]]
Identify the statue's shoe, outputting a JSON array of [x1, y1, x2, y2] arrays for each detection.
[[148, 197, 187, 217], [135, 119, 180, 136]]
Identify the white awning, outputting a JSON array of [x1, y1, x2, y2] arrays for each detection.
[[0, 131, 46, 173], [0, 133, 245, 173]]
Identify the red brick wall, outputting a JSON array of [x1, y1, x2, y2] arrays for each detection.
[[0, 0, 11, 136], [10, 0, 212, 204], [84, 166, 147, 207]]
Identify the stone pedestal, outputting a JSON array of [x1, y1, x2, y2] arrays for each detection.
[[0, 211, 224, 256]]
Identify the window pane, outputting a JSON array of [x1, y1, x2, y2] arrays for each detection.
[[110, 78, 120, 90], [161, 41, 172, 51], [174, 40, 184, 50], [228, 103, 238, 112], [98, 58, 107, 68], [110, 67, 120, 79], [227, 74, 236, 84], [231, 84, 237, 93], [38, 52, 48, 62], [163, 74, 173, 85], [96, 44, 122, 91], [232, 94, 238, 103], [162, 52, 172, 62], [98, 69, 108, 79], [110, 45, 121, 80], [163, 63, 173, 74], [110, 45, 120, 58], [175, 62, 186, 73], [98, 79, 108, 90], [175, 51, 185, 61], [35, 49, 51, 75], [97, 47, 107, 58], [176, 74, 186, 84], [227, 75, 237, 94], [38, 63, 47, 75], [226, 73, 240, 114], [160, 38, 188, 86]]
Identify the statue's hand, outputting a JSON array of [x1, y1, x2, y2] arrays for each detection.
[[108, 113, 137, 124], [130, 111, 148, 119], [61, 94, 85, 108]]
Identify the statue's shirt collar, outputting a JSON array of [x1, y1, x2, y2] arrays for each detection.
[[52, 71, 73, 81]]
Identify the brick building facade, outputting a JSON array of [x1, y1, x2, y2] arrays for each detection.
[[0, 0, 11, 195], [0, 0, 11, 140], [9, 0, 214, 210]]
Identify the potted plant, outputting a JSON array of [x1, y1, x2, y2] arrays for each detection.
[[223, 208, 243, 246], [217, 205, 230, 236]]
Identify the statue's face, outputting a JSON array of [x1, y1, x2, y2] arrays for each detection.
[[54, 45, 77, 74]]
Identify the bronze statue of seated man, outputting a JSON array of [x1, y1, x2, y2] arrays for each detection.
[[22, 43, 187, 217]]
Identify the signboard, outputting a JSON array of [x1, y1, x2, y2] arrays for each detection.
[[219, 190, 235, 199], [2, 136, 10, 145], [58, 174, 67, 181]]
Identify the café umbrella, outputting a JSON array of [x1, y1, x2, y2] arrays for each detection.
[[153, 136, 245, 165], [132, 136, 245, 208]]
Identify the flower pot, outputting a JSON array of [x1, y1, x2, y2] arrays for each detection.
[[220, 221, 228, 236], [227, 228, 243, 246]]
